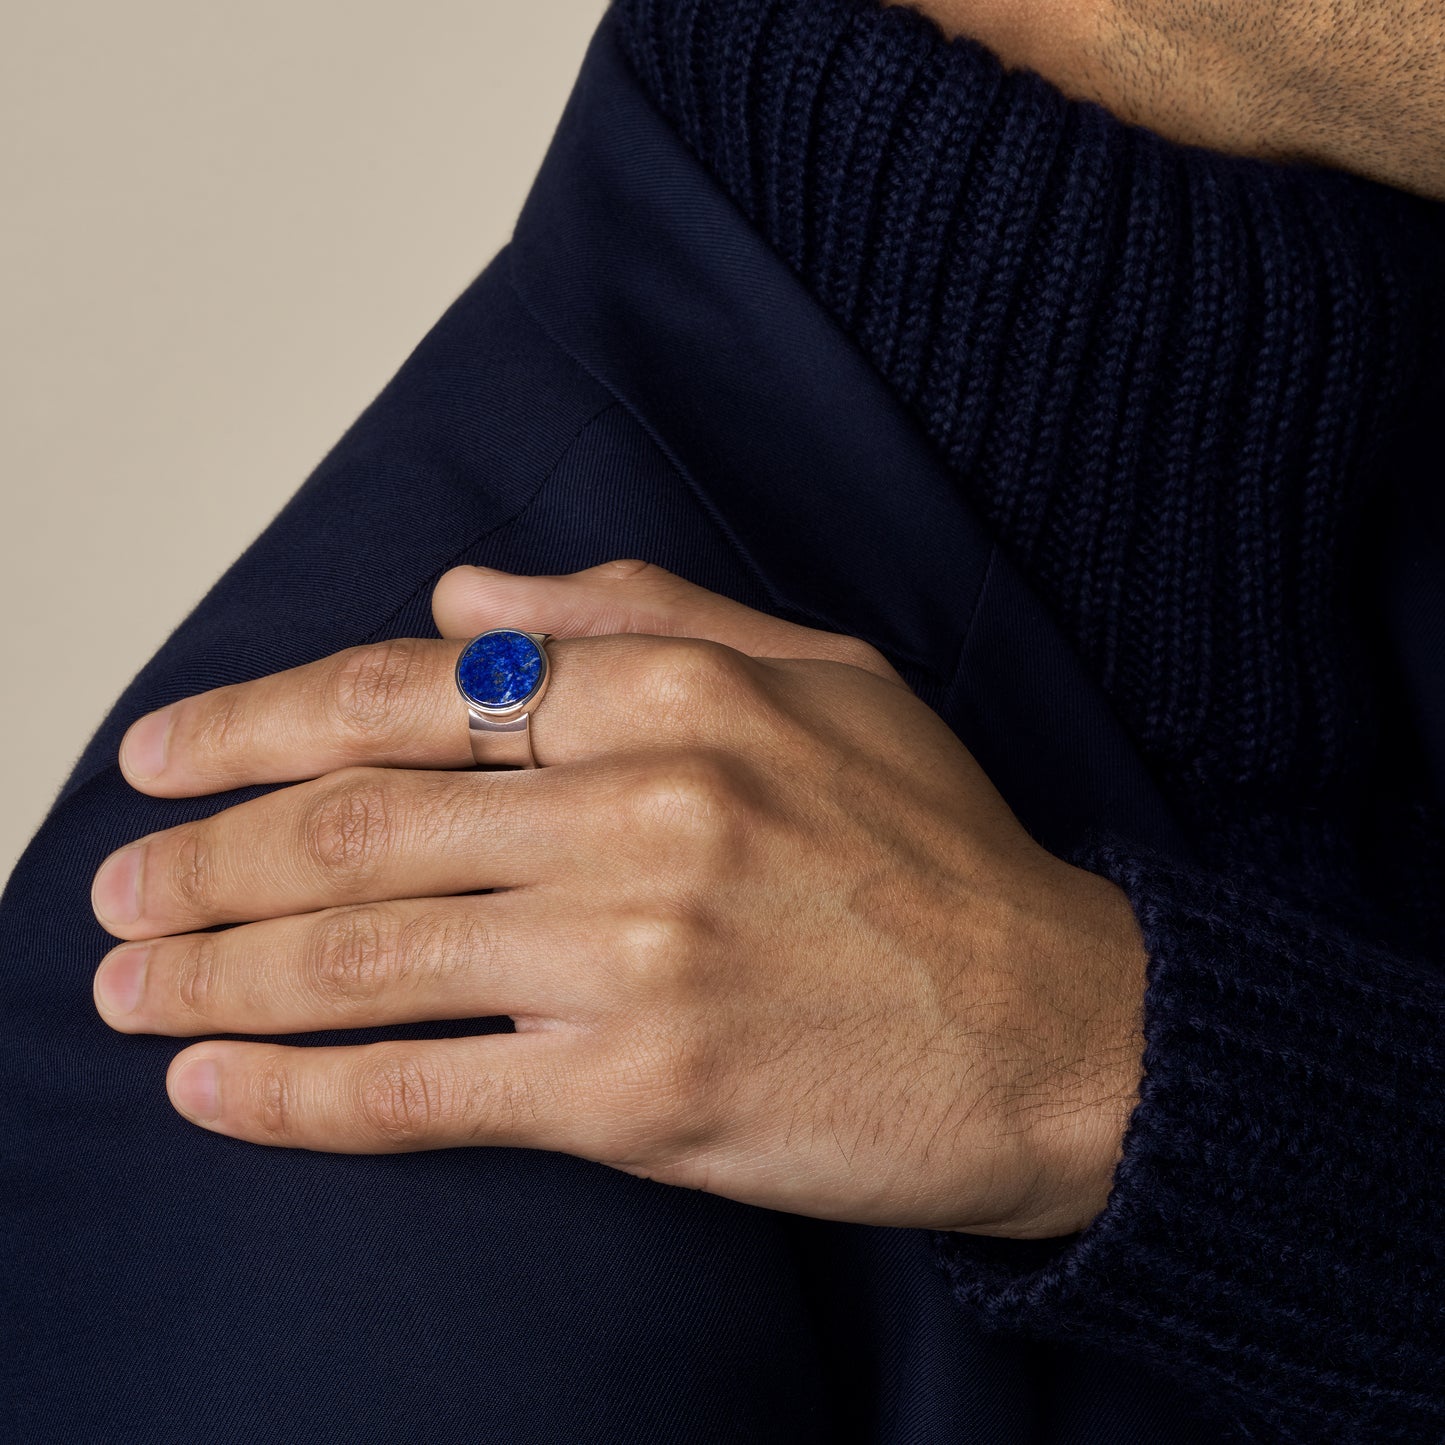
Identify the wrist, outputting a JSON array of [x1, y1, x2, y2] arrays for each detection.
[[996, 859, 1148, 1241]]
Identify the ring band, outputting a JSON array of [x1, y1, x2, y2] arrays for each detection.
[[455, 629, 552, 769]]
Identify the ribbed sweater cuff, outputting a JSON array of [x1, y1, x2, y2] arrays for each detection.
[[933, 834, 1445, 1442]]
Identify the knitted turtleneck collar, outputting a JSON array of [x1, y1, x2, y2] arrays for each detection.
[[612, 0, 1444, 824]]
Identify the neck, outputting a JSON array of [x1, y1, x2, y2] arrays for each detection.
[[888, 0, 1445, 198]]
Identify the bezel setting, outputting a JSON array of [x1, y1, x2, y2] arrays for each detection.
[[455, 628, 549, 717]]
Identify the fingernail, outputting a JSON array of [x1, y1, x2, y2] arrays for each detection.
[[92, 845, 144, 926], [122, 706, 174, 781], [467, 564, 509, 577], [171, 1059, 221, 1122], [95, 945, 150, 1015]]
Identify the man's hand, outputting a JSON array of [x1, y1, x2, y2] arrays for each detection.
[[90, 561, 1148, 1241], [891, 0, 1445, 200]]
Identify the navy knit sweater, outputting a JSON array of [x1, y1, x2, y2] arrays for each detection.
[[613, 1, 1445, 1439]]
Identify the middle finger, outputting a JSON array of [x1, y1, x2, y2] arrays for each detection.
[[91, 762, 593, 941]]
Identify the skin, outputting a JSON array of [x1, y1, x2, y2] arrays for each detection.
[[890, 0, 1445, 199], [92, 562, 1148, 1241]]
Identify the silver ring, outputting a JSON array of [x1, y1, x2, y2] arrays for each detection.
[[454, 628, 552, 769]]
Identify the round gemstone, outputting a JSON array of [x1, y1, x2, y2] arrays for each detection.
[[456, 630, 545, 709]]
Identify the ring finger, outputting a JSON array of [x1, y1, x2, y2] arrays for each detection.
[[117, 632, 754, 797]]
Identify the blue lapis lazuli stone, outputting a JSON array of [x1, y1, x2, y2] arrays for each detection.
[[456, 630, 544, 709]]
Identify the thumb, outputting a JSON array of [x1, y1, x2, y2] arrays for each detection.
[[431, 559, 900, 681]]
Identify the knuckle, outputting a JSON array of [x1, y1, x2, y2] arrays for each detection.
[[829, 633, 890, 674], [167, 828, 216, 913], [307, 905, 394, 1004], [419, 770, 493, 850], [624, 752, 752, 861], [395, 908, 488, 993], [175, 933, 220, 1016], [619, 1029, 719, 1146], [592, 557, 661, 583], [613, 908, 708, 996], [662, 1032, 716, 1114], [330, 640, 424, 734], [637, 637, 756, 714], [584, 1039, 674, 1161], [299, 771, 395, 880], [356, 1054, 449, 1144], [580, 1012, 728, 1166], [252, 1061, 295, 1140], [629, 751, 732, 821], [189, 687, 248, 761]]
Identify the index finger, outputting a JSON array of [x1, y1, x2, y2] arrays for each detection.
[[117, 632, 771, 797]]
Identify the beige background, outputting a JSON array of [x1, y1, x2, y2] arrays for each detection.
[[1, 0, 608, 883]]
